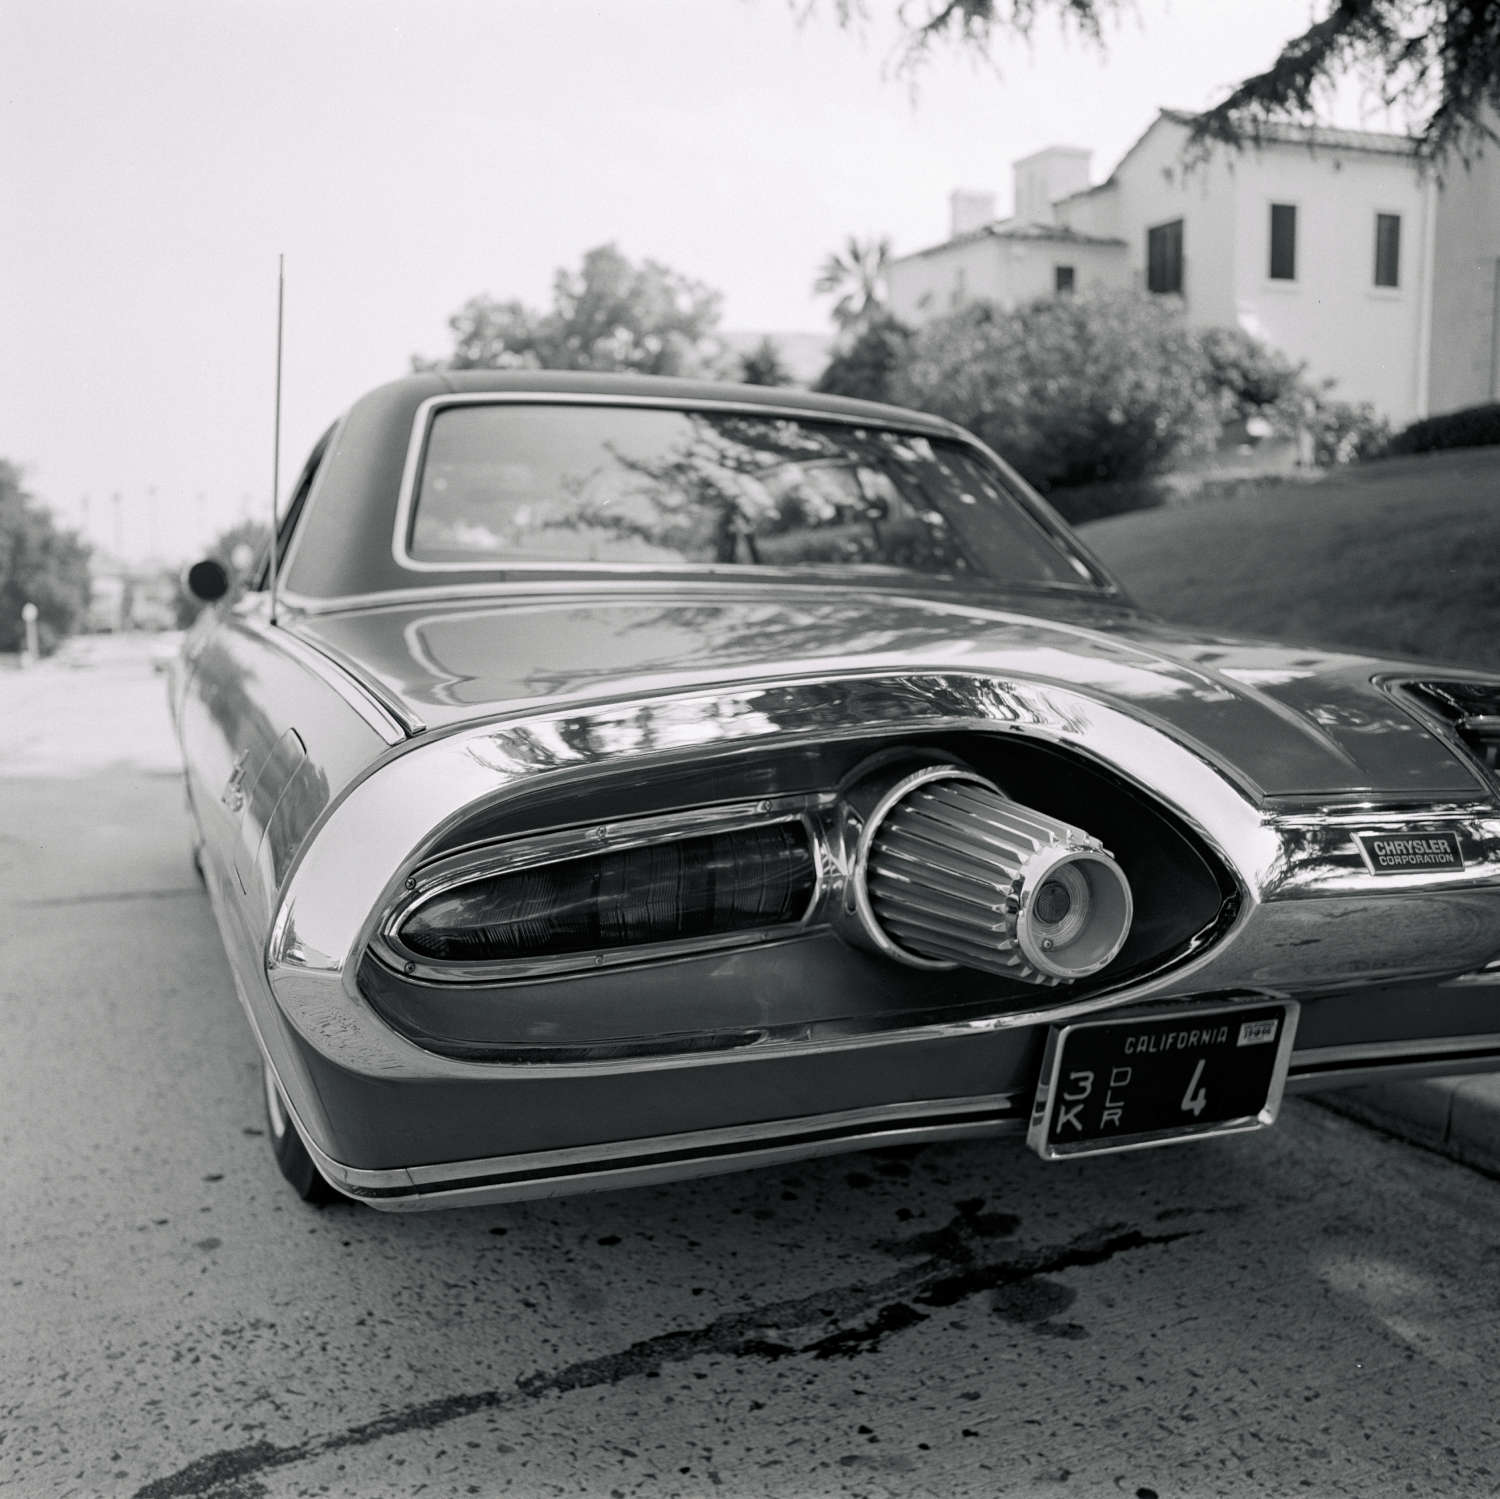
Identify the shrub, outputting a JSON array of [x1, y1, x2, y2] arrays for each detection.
[[894, 290, 1220, 492], [1386, 401, 1500, 456], [815, 316, 913, 404], [1197, 326, 1304, 420], [1306, 395, 1391, 465]]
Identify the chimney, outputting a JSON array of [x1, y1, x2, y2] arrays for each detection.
[[1011, 147, 1092, 224], [949, 189, 997, 239]]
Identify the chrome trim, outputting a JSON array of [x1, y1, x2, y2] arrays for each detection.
[[1290, 1031, 1500, 1071], [296, 1091, 1022, 1210], [374, 796, 830, 983], [1451, 964, 1500, 985], [281, 620, 426, 737], [233, 602, 415, 743], [388, 391, 1110, 592], [276, 575, 1118, 618], [265, 669, 1500, 1078], [850, 765, 972, 972]]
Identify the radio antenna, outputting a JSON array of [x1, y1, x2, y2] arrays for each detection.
[[269, 253, 285, 626]]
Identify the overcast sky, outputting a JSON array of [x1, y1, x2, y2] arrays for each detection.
[[4, 0, 1395, 562]]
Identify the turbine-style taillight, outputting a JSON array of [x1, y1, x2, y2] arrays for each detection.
[[846, 764, 1133, 986], [1400, 680, 1500, 778], [393, 821, 816, 966]]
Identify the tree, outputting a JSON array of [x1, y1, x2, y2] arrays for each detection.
[[737, 336, 797, 386], [893, 289, 1219, 490], [416, 243, 728, 376], [0, 460, 91, 654], [416, 297, 544, 372], [814, 314, 913, 403], [813, 234, 892, 332], [808, 1, 1500, 161]]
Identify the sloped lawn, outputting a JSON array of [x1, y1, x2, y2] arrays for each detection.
[[1078, 447, 1500, 673]]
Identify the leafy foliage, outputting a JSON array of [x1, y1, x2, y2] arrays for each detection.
[[737, 336, 798, 386], [0, 460, 91, 654], [1195, 327, 1389, 463], [1197, 327, 1305, 419], [1386, 400, 1500, 455], [1304, 394, 1392, 464], [813, 235, 893, 332], [416, 244, 726, 376], [1187, 0, 1500, 164], [893, 289, 1219, 489], [808, 1, 1500, 161], [814, 315, 913, 403]]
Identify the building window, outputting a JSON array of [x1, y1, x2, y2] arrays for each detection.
[[1375, 213, 1401, 287], [1054, 265, 1076, 294], [1146, 219, 1183, 294], [1269, 203, 1297, 280]]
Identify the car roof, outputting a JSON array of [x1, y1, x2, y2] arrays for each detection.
[[276, 372, 999, 603], [413, 369, 962, 435]]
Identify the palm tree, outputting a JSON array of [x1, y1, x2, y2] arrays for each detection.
[[813, 235, 892, 333]]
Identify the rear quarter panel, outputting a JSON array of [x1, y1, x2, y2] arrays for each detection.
[[178, 602, 398, 940]]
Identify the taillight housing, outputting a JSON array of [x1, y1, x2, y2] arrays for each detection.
[[1398, 680, 1500, 780], [383, 819, 817, 979]]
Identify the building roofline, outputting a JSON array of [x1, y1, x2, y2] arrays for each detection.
[[1107, 108, 1420, 182], [891, 219, 1126, 264], [1157, 107, 1418, 157], [1012, 143, 1091, 166]]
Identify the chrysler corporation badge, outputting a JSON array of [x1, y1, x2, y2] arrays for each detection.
[[1355, 830, 1465, 874]]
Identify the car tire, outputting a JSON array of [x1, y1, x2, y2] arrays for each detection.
[[262, 1061, 338, 1204]]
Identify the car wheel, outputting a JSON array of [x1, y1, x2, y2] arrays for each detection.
[[262, 1061, 337, 1204]]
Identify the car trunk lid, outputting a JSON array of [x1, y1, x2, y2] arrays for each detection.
[[289, 582, 1485, 802]]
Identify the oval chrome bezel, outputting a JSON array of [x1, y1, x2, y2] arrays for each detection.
[[373, 795, 834, 984]]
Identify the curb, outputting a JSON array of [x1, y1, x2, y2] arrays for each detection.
[[1312, 1073, 1500, 1178]]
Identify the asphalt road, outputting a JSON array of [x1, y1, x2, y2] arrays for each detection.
[[3, 637, 1499, 1499]]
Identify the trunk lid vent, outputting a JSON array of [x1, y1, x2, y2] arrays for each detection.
[[1399, 680, 1500, 780]]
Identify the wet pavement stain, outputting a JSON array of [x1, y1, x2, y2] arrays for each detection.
[[133, 1203, 1196, 1499]]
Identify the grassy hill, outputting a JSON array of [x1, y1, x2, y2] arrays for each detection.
[[1077, 448, 1500, 674]]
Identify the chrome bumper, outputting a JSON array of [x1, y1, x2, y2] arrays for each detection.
[[294, 1026, 1500, 1212]]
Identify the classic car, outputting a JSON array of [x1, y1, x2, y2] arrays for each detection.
[[174, 370, 1500, 1210]]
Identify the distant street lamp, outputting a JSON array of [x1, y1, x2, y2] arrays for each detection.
[[20, 601, 39, 667]]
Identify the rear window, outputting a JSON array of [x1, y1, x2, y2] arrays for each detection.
[[406, 404, 1097, 588]]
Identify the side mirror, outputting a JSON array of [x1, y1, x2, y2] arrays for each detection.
[[184, 558, 231, 603]]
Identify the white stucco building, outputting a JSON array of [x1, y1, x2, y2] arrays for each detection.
[[887, 110, 1500, 426]]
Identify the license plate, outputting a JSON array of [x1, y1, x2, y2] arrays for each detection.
[[1027, 1000, 1299, 1159]]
